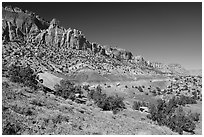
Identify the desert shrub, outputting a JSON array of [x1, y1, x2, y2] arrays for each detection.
[[2, 104, 26, 135], [2, 63, 9, 77], [147, 97, 198, 134], [102, 95, 126, 112], [192, 91, 198, 100], [12, 104, 36, 116], [167, 106, 196, 134], [132, 101, 148, 111], [177, 95, 197, 106], [165, 96, 177, 115], [88, 86, 125, 113], [51, 114, 69, 124], [163, 89, 167, 94], [174, 77, 179, 81], [54, 79, 82, 101], [87, 85, 106, 102], [196, 90, 201, 95], [83, 85, 90, 91], [147, 103, 157, 121], [151, 89, 157, 96], [188, 112, 200, 122], [156, 87, 161, 92], [92, 132, 103, 135], [30, 98, 46, 107], [7, 64, 38, 89], [2, 81, 10, 89], [132, 101, 141, 110], [137, 86, 143, 92], [168, 114, 195, 134], [3, 122, 23, 135]]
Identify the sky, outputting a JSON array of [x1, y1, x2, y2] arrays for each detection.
[[2, 2, 202, 70]]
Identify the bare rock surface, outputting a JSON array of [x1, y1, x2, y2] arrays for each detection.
[[38, 72, 63, 90]]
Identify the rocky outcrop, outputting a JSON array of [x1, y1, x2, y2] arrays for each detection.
[[132, 56, 147, 66], [167, 63, 189, 75], [2, 6, 189, 76], [2, 6, 135, 61], [148, 61, 172, 74], [38, 71, 63, 90], [2, 6, 49, 42]]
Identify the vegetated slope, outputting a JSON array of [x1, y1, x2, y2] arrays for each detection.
[[2, 6, 189, 84], [2, 78, 178, 135], [2, 68, 202, 135], [3, 6, 201, 135]]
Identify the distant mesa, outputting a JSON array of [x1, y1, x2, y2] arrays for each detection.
[[188, 69, 202, 76]]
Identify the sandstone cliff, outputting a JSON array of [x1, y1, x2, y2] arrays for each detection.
[[2, 6, 189, 79]]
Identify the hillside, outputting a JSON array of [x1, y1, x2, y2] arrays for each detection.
[[2, 6, 202, 135]]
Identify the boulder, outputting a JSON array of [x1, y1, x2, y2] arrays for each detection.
[[139, 106, 149, 113], [111, 49, 121, 60], [124, 51, 133, 60], [37, 72, 63, 90], [78, 35, 87, 50], [13, 7, 23, 13], [4, 6, 14, 12], [92, 42, 98, 53]]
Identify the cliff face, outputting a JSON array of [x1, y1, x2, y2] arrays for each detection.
[[2, 7, 133, 61], [2, 6, 189, 77], [2, 6, 49, 42]]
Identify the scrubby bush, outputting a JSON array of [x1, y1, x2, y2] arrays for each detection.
[[192, 91, 198, 100], [188, 112, 200, 122], [30, 98, 46, 107], [103, 95, 125, 112], [132, 101, 141, 110], [12, 104, 36, 116], [177, 95, 197, 106], [167, 106, 196, 134], [88, 86, 126, 113], [2, 81, 10, 89], [147, 97, 199, 134], [87, 85, 106, 102], [163, 89, 167, 94], [156, 87, 161, 92], [132, 101, 148, 110], [54, 79, 82, 101], [147, 104, 157, 121], [51, 114, 69, 124], [7, 64, 38, 89], [137, 86, 143, 92], [3, 122, 23, 135], [151, 89, 157, 96], [82, 85, 90, 91]]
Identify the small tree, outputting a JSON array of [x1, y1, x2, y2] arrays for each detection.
[[7, 64, 38, 89], [132, 101, 141, 110], [54, 79, 82, 101], [147, 97, 198, 135], [88, 86, 126, 114], [138, 86, 143, 92]]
